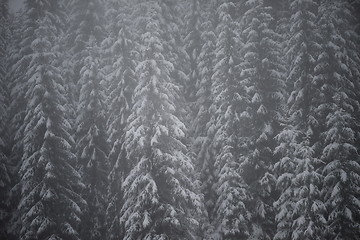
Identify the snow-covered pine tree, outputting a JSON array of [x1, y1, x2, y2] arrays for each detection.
[[348, 0, 360, 34], [289, 140, 326, 240], [239, 0, 286, 239], [64, 0, 107, 143], [0, 0, 9, 124], [158, 0, 190, 105], [101, 0, 127, 87], [194, 5, 217, 226], [75, 37, 109, 240], [121, 2, 204, 239], [274, 0, 291, 68], [315, 1, 360, 239], [184, 0, 202, 102], [7, 2, 44, 237], [18, 2, 86, 239], [66, 0, 106, 108], [273, 125, 297, 240], [210, 1, 251, 238], [131, 0, 188, 105], [7, 13, 28, 167], [0, 1, 11, 239], [274, 0, 326, 239], [5, 20, 22, 240], [66, 1, 109, 239], [57, 2, 76, 135], [103, 2, 137, 240], [271, 4, 296, 240], [68, 0, 105, 71]]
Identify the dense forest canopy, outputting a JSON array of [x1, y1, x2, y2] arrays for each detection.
[[1, 0, 360, 239]]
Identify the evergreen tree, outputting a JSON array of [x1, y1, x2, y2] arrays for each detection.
[[184, 0, 202, 102], [274, 0, 326, 239], [75, 38, 109, 240], [4, 1, 360, 240], [7, 13, 29, 165], [58, 2, 76, 135], [315, 1, 360, 239], [67, 1, 109, 239], [348, 0, 360, 34], [103, 1, 137, 239], [273, 125, 297, 240], [64, 0, 106, 139], [7, 2, 43, 237], [274, 0, 291, 68], [194, 6, 217, 225], [121, 2, 204, 238], [18, 2, 86, 239], [68, 0, 105, 70], [210, 1, 251, 238], [239, 0, 286, 239], [66, 0, 106, 107], [159, 0, 190, 104], [0, 1, 11, 239]]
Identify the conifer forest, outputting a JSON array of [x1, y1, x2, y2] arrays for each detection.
[[1, 0, 360, 239]]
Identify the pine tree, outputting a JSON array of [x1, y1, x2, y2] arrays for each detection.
[[0, 1, 11, 239], [273, 126, 297, 240], [66, 1, 109, 239], [7, 3, 42, 237], [315, 1, 360, 239], [159, 0, 190, 105], [64, 0, 106, 139], [103, 1, 137, 239], [66, 0, 106, 107], [194, 5, 217, 225], [121, 2, 204, 238], [75, 38, 109, 240], [58, 2, 76, 135], [184, 0, 202, 102], [210, 1, 251, 238], [274, 0, 291, 67], [68, 0, 105, 69], [274, 0, 326, 239], [239, 0, 286, 239], [348, 0, 360, 34], [18, 3, 86, 239]]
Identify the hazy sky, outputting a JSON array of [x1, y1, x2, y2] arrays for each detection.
[[9, 0, 24, 14]]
